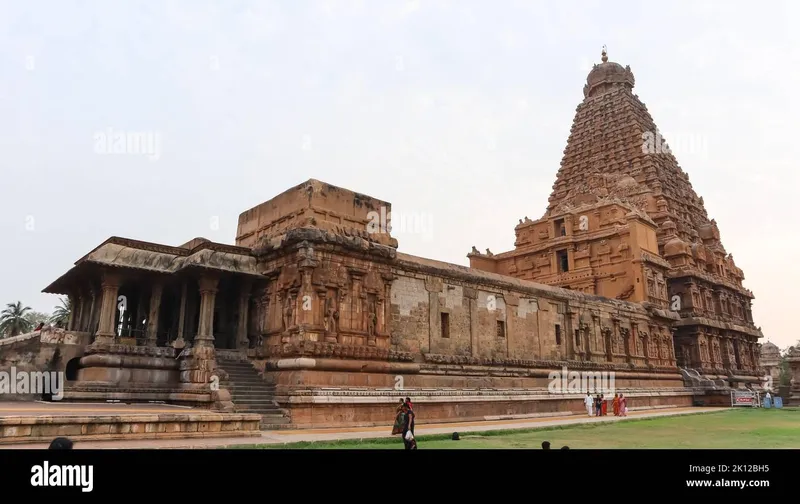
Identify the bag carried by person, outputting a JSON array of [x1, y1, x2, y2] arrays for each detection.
[[404, 430, 414, 441]]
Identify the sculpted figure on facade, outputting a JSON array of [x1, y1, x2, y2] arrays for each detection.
[[324, 296, 338, 334], [367, 300, 377, 338], [282, 294, 294, 333]]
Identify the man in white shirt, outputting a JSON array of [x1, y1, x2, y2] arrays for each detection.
[[584, 392, 594, 417]]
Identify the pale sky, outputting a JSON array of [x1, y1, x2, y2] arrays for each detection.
[[1, 0, 797, 349]]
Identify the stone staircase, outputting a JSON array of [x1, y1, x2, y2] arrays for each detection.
[[215, 356, 290, 429]]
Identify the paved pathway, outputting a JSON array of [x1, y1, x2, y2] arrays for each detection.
[[1, 406, 726, 449]]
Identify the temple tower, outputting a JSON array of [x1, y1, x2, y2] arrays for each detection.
[[470, 48, 763, 383]]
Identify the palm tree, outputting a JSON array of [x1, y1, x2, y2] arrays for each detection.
[[0, 301, 34, 338], [49, 297, 72, 327]]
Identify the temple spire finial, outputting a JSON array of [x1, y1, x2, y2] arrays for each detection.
[[601, 45, 608, 63]]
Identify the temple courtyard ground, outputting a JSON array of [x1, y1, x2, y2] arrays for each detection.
[[2, 404, 797, 449], [255, 407, 800, 450]]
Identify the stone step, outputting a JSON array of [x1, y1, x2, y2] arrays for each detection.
[[220, 377, 269, 384], [227, 390, 277, 397], [234, 403, 283, 415], [234, 398, 279, 405], [226, 374, 267, 383], [218, 369, 262, 375], [219, 367, 259, 373], [239, 407, 283, 414]]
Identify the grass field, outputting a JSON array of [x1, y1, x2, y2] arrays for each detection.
[[241, 408, 800, 449]]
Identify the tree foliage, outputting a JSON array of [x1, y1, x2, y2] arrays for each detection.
[[0, 301, 34, 338]]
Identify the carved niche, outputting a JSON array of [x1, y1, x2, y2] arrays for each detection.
[[618, 327, 630, 354]]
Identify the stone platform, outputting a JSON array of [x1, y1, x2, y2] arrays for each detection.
[[0, 402, 262, 444]]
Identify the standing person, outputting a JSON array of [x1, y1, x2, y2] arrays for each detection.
[[595, 394, 602, 416], [619, 394, 628, 417], [391, 399, 405, 436], [601, 394, 607, 416], [612, 393, 620, 416], [402, 403, 417, 450], [584, 392, 594, 417], [404, 397, 415, 437]]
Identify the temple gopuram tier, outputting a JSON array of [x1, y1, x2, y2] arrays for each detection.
[[469, 48, 764, 390], [3, 50, 767, 429]]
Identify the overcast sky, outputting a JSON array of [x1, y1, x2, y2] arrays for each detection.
[[1, 0, 797, 349]]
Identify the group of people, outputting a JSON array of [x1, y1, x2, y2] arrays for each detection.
[[584, 392, 628, 417], [391, 397, 417, 449]]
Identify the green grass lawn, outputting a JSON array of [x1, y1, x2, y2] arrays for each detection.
[[239, 408, 800, 449]]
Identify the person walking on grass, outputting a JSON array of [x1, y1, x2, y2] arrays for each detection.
[[619, 394, 628, 416], [401, 403, 417, 450]]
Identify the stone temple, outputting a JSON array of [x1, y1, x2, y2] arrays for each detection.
[[2, 49, 784, 433]]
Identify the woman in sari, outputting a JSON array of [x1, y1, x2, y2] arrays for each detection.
[[600, 394, 607, 416], [619, 394, 628, 416], [391, 399, 406, 435], [612, 393, 620, 416]]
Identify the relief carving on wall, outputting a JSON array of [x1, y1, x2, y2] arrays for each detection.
[[282, 294, 294, 333], [324, 295, 339, 334], [618, 327, 629, 354], [601, 326, 612, 353]]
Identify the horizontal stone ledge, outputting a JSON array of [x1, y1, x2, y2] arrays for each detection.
[[62, 391, 214, 403], [278, 386, 693, 396], [0, 413, 263, 426], [277, 390, 696, 405], [264, 358, 421, 373], [79, 353, 180, 370], [417, 368, 683, 380], [0, 430, 262, 445]]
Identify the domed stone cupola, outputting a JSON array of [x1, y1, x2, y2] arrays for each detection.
[[662, 219, 691, 259], [583, 46, 636, 98]]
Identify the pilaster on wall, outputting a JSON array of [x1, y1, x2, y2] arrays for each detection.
[[463, 287, 478, 357], [425, 276, 443, 354]]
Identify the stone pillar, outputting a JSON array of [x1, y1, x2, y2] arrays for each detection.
[[195, 275, 219, 348], [79, 292, 91, 331], [89, 288, 100, 335], [236, 280, 252, 350], [67, 293, 78, 331], [145, 282, 163, 347], [174, 282, 188, 348], [93, 271, 122, 346]]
